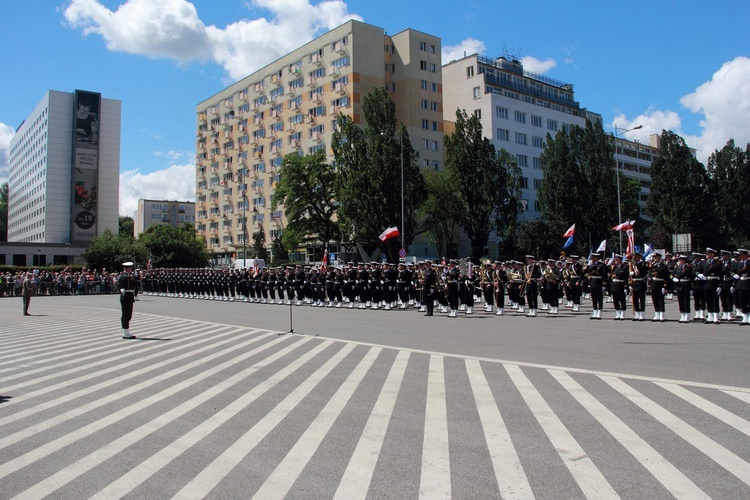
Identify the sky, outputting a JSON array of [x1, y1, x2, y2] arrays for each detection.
[[1, 0, 748, 217]]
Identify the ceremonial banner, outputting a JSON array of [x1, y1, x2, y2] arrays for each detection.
[[379, 226, 399, 241]]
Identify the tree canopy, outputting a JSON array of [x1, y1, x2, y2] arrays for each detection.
[[80, 229, 147, 271], [331, 87, 427, 261], [137, 222, 210, 268]]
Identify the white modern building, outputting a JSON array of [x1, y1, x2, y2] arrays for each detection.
[[443, 54, 602, 223], [6, 89, 121, 246], [134, 199, 196, 236]]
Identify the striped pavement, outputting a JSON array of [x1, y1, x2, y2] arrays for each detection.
[[1, 306, 750, 498]]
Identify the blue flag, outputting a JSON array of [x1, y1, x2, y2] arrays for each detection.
[[562, 234, 574, 249]]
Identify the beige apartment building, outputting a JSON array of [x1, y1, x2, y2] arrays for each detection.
[[195, 20, 443, 264]]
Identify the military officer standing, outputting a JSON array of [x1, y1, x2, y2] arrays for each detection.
[[609, 254, 629, 320], [584, 253, 606, 320], [118, 262, 138, 339], [671, 254, 694, 323], [649, 252, 670, 322], [703, 247, 722, 324]]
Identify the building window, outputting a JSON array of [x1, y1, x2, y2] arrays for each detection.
[[422, 139, 429, 150], [496, 106, 508, 119], [514, 111, 526, 123], [420, 60, 428, 70], [473, 109, 481, 119], [421, 79, 428, 90], [516, 154, 528, 167], [431, 82, 438, 92], [520, 177, 529, 189], [497, 128, 510, 141], [515, 132, 527, 145], [532, 115, 543, 127], [532, 136, 544, 148], [422, 119, 429, 129], [467, 65, 474, 78], [534, 178, 542, 189], [533, 157, 542, 169], [473, 86, 481, 99], [421, 99, 428, 110], [430, 101, 438, 112], [547, 119, 558, 131]]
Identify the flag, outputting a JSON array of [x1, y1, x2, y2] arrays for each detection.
[[643, 243, 654, 259], [562, 234, 574, 249], [321, 247, 328, 272], [612, 220, 635, 231], [147, 258, 152, 270], [562, 224, 576, 238], [379, 226, 400, 241], [626, 229, 635, 256], [596, 239, 607, 253]]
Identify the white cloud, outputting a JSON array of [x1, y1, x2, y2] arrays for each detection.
[[154, 149, 191, 162], [442, 38, 486, 64], [120, 163, 196, 216], [613, 56, 750, 164], [0, 122, 15, 183], [64, 0, 362, 80], [521, 56, 556, 74]]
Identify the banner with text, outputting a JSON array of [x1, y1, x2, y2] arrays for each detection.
[[71, 90, 101, 242]]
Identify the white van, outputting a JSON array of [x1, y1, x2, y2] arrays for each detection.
[[231, 258, 267, 270]]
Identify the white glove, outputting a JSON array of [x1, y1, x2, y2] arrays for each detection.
[[672, 277, 679, 282], [731, 286, 736, 293], [698, 273, 706, 280], [662, 288, 666, 295], [717, 287, 722, 295], [733, 274, 740, 280], [120, 288, 125, 293]]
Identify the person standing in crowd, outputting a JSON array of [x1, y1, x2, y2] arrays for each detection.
[[524, 255, 540, 317], [649, 252, 670, 322], [609, 254, 629, 320], [629, 252, 647, 321], [22, 272, 34, 316], [118, 262, 138, 339], [584, 253, 606, 320], [672, 254, 694, 323], [422, 260, 437, 316], [735, 248, 750, 326], [703, 248, 722, 324]]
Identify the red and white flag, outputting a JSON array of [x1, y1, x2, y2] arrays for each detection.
[[626, 229, 635, 256], [321, 247, 328, 272], [379, 226, 400, 241], [562, 224, 576, 238], [612, 220, 635, 231]]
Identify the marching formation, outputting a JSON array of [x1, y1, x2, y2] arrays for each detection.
[[131, 246, 750, 326]]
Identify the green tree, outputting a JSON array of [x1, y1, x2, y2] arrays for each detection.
[[138, 222, 209, 268], [647, 130, 717, 249], [418, 167, 463, 258], [271, 237, 289, 265], [444, 109, 522, 260], [80, 229, 147, 271], [538, 120, 637, 255], [706, 139, 750, 247], [331, 87, 427, 261], [271, 150, 340, 250], [252, 226, 269, 261], [119, 215, 134, 237], [0, 182, 8, 241]]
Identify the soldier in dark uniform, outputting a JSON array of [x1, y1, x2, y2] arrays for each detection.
[[357, 262, 370, 309], [118, 262, 138, 339], [671, 254, 694, 323], [422, 260, 437, 316], [397, 263, 411, 309], [384, 263, 398, 310], [445, 260, 460, 317], [649, 252, 670, 322], [569, 255, 584, 312], [719, 250, 735, 321], [609, 254, 629, 320], [691, 252, 707, 321], [523, 255, 540, 317], [735, 248, 750, 325], [345, 262, 358, 309], [703, 248, 722, 324], [584, 253, 606, 319], [629, 252, 647, 321], [544, 258, 562, 315], [493, 261, 507, 316]]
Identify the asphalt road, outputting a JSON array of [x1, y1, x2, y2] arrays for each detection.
[[1, 294, 749, 499]]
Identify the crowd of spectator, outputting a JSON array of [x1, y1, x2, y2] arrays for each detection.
[[0, 268, 121, 297]]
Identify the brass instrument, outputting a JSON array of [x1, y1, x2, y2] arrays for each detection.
[[543, 267, 559, 284]]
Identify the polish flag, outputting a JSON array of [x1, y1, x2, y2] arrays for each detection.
[[379, 226, 400, 241], [626, 229, 635, 256], [562, 224, 576, 238], [612, 220, 635, 231], [321, 247, 328, 272]]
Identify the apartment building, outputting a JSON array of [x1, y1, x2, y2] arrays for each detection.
[[195, 20, 443, 263], [443, 54, 602, 223], [7, 89, 120, 245], [133, 199, 196, 237]]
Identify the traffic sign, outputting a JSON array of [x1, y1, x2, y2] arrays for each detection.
[[399, 248, 407, 258]]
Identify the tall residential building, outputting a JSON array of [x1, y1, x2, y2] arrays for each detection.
[[614, 134, 663, 222], [195, 20, 443, 263], [133, 199, 196, 237], [443, 54, 601, 221], [7, 89, 121, 244]]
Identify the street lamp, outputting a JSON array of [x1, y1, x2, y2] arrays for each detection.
[[614, 124, 642, 254], [399, 126, 405, 258]]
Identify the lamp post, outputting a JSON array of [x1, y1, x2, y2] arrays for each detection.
[[614, 124, 642, 254], [400, 126, 405, 259], [240, 170, 247, 261]]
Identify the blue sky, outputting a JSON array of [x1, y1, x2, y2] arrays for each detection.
[[1, 0, 748, 216]]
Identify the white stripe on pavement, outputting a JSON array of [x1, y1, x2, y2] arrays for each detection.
[[252, 347, 383, 499], [657, 383, 750, 438], [466, 359, 534, 500], [602, 376, 750, 487], [172, 343, 358, 500], [419, 355, 451, 499], [333, 350, 410, 500], [551, 370, 708, 499], [505, 364, 619, 499]]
